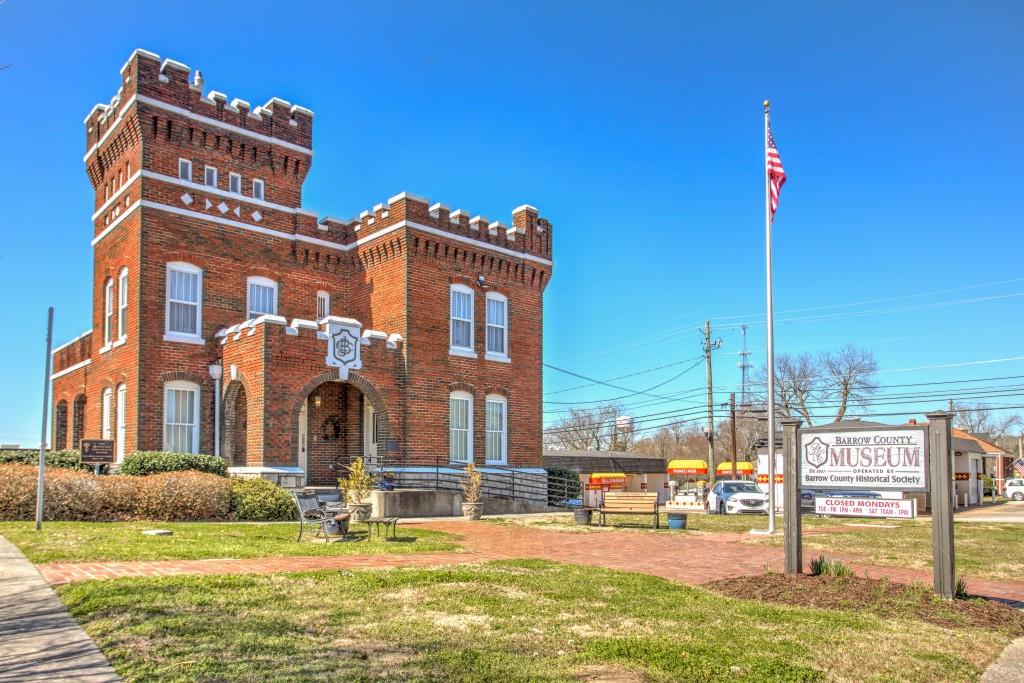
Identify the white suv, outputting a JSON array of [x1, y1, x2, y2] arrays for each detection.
[[1007, 479, 1024, 501]]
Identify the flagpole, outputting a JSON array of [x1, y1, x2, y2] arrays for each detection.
[[764, 99, 777, 535]]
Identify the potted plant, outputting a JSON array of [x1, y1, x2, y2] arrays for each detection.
[[461, 463, 483, 520], [339, 457, 374, 522]]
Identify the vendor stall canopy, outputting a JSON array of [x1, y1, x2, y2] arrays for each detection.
[[715, 461, 755, 475], [668, 459, 708, 475]]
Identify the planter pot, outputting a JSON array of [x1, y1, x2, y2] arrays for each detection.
[[348, 503, 372, 522], [462, 502, 483, 520], [574, 508, 593, 526], [667, 513, 688, 530]]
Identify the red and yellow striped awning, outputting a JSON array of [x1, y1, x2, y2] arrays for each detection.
[[716, 461, 755, 475], [667, 459, 708, 475], [588, 472, 627, 483]]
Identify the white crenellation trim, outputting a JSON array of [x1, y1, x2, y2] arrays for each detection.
[[388, 191, 429, 206], [50, 358, 92, 381], [52, 329, 94, 355]]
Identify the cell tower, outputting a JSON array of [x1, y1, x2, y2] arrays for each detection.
[[737, 324, 753, 406]]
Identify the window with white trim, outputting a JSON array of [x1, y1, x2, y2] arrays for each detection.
[[229, 172, 242, 194], [485, 394, 507, 464], [163, 380, 200, 454], [204, 165, 217, 188], [165, 262, 202, 340], [103, 278, 114, 346], [247, 276, 278, 319], [316, 290, 330, 320], [101, 387, 112, 440], [117, 267, 128, 340], [252, 178, 264, 200], [116, 384, 127, 462], [449, 390, 473, 463], [485, 292, 508, 358], [449, 284, 474, 353], [178, 159, 192, 181]]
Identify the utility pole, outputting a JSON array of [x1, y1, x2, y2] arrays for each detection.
[[738, 325, 752, 407], [702, 321, 722, 486], [729, 393, 738, 479]]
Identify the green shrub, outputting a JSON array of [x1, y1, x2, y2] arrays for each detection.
[[0, 464, 231, 521], [0, 449, 92, 471], [954, 576, 969, 600], [546, 467, 582, 506], [119, 451, 227, 477], [230, 477, 296, 521], [809, 555, 854, 578]]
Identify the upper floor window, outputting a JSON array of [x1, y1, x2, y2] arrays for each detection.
[[485, 394, 507, 464], [164, 380, 199, 454], [103, 278, 114, 346], [450, 390, 473, 463], [204, 165, 217, 188], [178, 159, 192, 181], [485, 292, 508, 359], [316, 291, 330, 320], [252, 178, 265, 201], [117, 267, 128, 340], [229, 172, 242, 195], [165, 262, 202, 341], [450, 284, 474, 355], [247, 276, 278, 319]]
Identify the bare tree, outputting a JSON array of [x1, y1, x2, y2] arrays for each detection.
[[544, 404, 629, 451], [634, 422, 706, 460], [952, 402, 1022, 439], [756, 344, 879, 426]]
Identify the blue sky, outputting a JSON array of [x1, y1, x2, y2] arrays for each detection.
[[0, 1, 1021, 445]]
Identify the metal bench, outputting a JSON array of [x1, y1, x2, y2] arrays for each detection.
[[599, 492, 660, 529]]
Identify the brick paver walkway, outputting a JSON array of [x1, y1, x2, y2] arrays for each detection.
[[35, 520, 1024, 605]]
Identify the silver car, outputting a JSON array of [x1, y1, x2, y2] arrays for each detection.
[[707, 480, 769, 515]]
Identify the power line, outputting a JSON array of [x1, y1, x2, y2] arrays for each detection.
[[543, 357, 705, 405], [544, 357, 703, 396]]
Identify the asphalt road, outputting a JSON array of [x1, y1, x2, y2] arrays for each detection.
[[956, 500, 1024, 523]]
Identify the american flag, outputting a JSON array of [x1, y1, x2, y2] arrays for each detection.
[[766, 124, 786, 221], [1013, 456, 1024, 478]]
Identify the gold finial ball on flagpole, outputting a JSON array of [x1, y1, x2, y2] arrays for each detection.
[[763, 99, 770, 111]]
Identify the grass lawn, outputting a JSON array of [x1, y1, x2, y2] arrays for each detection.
[[58, 559, 1015, 682], [0, 521, 460, 563], [759, 519, 1024, 582]]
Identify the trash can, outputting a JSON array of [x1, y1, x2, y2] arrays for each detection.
[[574, 508, 593, 526], [667, 513, 688, 530]]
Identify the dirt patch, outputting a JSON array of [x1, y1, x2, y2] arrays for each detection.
[[707, 573, 1024, 634], [573, 664, 647, 682]]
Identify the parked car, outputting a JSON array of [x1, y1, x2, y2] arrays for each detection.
[[706, 480, 768, 515], [800, 489, 883, 511], [1007, 479, 1024, 501]]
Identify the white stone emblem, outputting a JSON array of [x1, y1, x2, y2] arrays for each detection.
[[324, 317, 362, 380], [804, 436, 829, 470]]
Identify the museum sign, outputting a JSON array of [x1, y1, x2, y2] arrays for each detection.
[[798, 425, 928, 492]]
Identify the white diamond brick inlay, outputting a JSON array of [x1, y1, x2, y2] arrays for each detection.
[[233, 206, 241, 217], [218, 202, 229, 214], [252, 210, 262, 222], [181, 193, 193, 206], [205, 199, 212, 209]]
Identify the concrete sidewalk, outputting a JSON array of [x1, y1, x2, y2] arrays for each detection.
[[0, 536, 119, 682]]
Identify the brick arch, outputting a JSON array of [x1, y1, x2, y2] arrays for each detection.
[[483, 386, 510, 398], [72, 394, 87, 450], [449, 381, 476, 394], [221, 371, 252, 466], [287, 369, 392, 469], [53, 400, 68, 450], [159, 370, 209, 386]]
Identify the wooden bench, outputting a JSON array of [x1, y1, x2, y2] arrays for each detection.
[[599, 492, 660, 529]]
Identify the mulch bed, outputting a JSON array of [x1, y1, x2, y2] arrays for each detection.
[[707, 573, 1024, 635]]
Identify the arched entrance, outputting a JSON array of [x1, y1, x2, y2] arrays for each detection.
[[222, 378, 250, 467], [290, 371, 392, 486]]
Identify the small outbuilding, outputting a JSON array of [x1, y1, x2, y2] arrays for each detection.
[[543, 450, 670, 507]]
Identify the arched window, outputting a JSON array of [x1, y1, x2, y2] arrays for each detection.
[[54, 400, 68, 451], [485, 292, 509, 360], [72, 395, 86, 450], [165, 262, 203, 342], [449, 284, 475, 356], [449, 390, 473, 463], [101, 387, 112, 440], [485, 394, 507, 464], [118, 267, 128, 340], [116, 384, 127, 462], [103, 278, 114, 346], [164, 380, 200, 454], [247, 276, 278, 319]]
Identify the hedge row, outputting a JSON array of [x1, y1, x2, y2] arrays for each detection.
[[0, 465, 296, 522], [0, 450, 92, 471], [119, 452, 227, 477]]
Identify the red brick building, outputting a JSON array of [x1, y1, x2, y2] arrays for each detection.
[[50, 49, 553, 489]]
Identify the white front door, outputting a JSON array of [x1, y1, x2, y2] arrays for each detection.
[[364, 401, 378, 469], [298, 399, 308, 482]]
